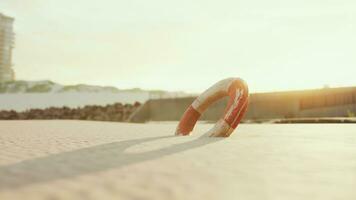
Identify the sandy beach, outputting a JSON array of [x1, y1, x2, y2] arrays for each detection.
[[0, 120, 355, 200]]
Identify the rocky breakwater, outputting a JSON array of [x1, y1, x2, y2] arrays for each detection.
[[0, 102, 141, 122]]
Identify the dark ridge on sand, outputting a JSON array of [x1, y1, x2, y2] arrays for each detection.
[[274, 117, 356, 123]]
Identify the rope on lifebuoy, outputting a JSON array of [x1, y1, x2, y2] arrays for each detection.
[[175, 78, 249, 137]]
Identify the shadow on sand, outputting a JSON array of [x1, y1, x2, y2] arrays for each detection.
[[0, 134, 223, 190]]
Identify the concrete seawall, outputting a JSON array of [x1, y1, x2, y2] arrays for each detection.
[[130, 87, 356, 122]]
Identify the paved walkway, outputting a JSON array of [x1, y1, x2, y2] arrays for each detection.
[[0, 120, 355, 200]]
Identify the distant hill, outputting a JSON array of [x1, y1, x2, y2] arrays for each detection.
[[0, 80, 169, 94]]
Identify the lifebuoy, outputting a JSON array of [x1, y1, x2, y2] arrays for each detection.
[[175, 78, 249, 137]]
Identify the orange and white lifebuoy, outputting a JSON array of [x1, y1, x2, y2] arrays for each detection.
[[175, 78, 249, 137]]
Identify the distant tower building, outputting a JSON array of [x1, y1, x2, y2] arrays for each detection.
[[0, 13, 15, 82]]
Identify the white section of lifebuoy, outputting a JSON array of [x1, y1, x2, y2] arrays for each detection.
[[176, 77, 249, 137]]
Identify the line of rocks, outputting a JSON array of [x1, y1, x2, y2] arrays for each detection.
[[0, 102, 141, 122]]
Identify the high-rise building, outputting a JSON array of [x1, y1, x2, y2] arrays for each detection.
[[0, 13, 15, 82]]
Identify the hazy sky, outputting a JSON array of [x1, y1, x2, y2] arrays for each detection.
[[1, 0, 356, 92]]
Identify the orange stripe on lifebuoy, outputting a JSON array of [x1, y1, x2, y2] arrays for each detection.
[[176, 105, 201, 135], [175, 78, 249, 137]]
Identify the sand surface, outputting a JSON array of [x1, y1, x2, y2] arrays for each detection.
[[0, 120, 355, 200]]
